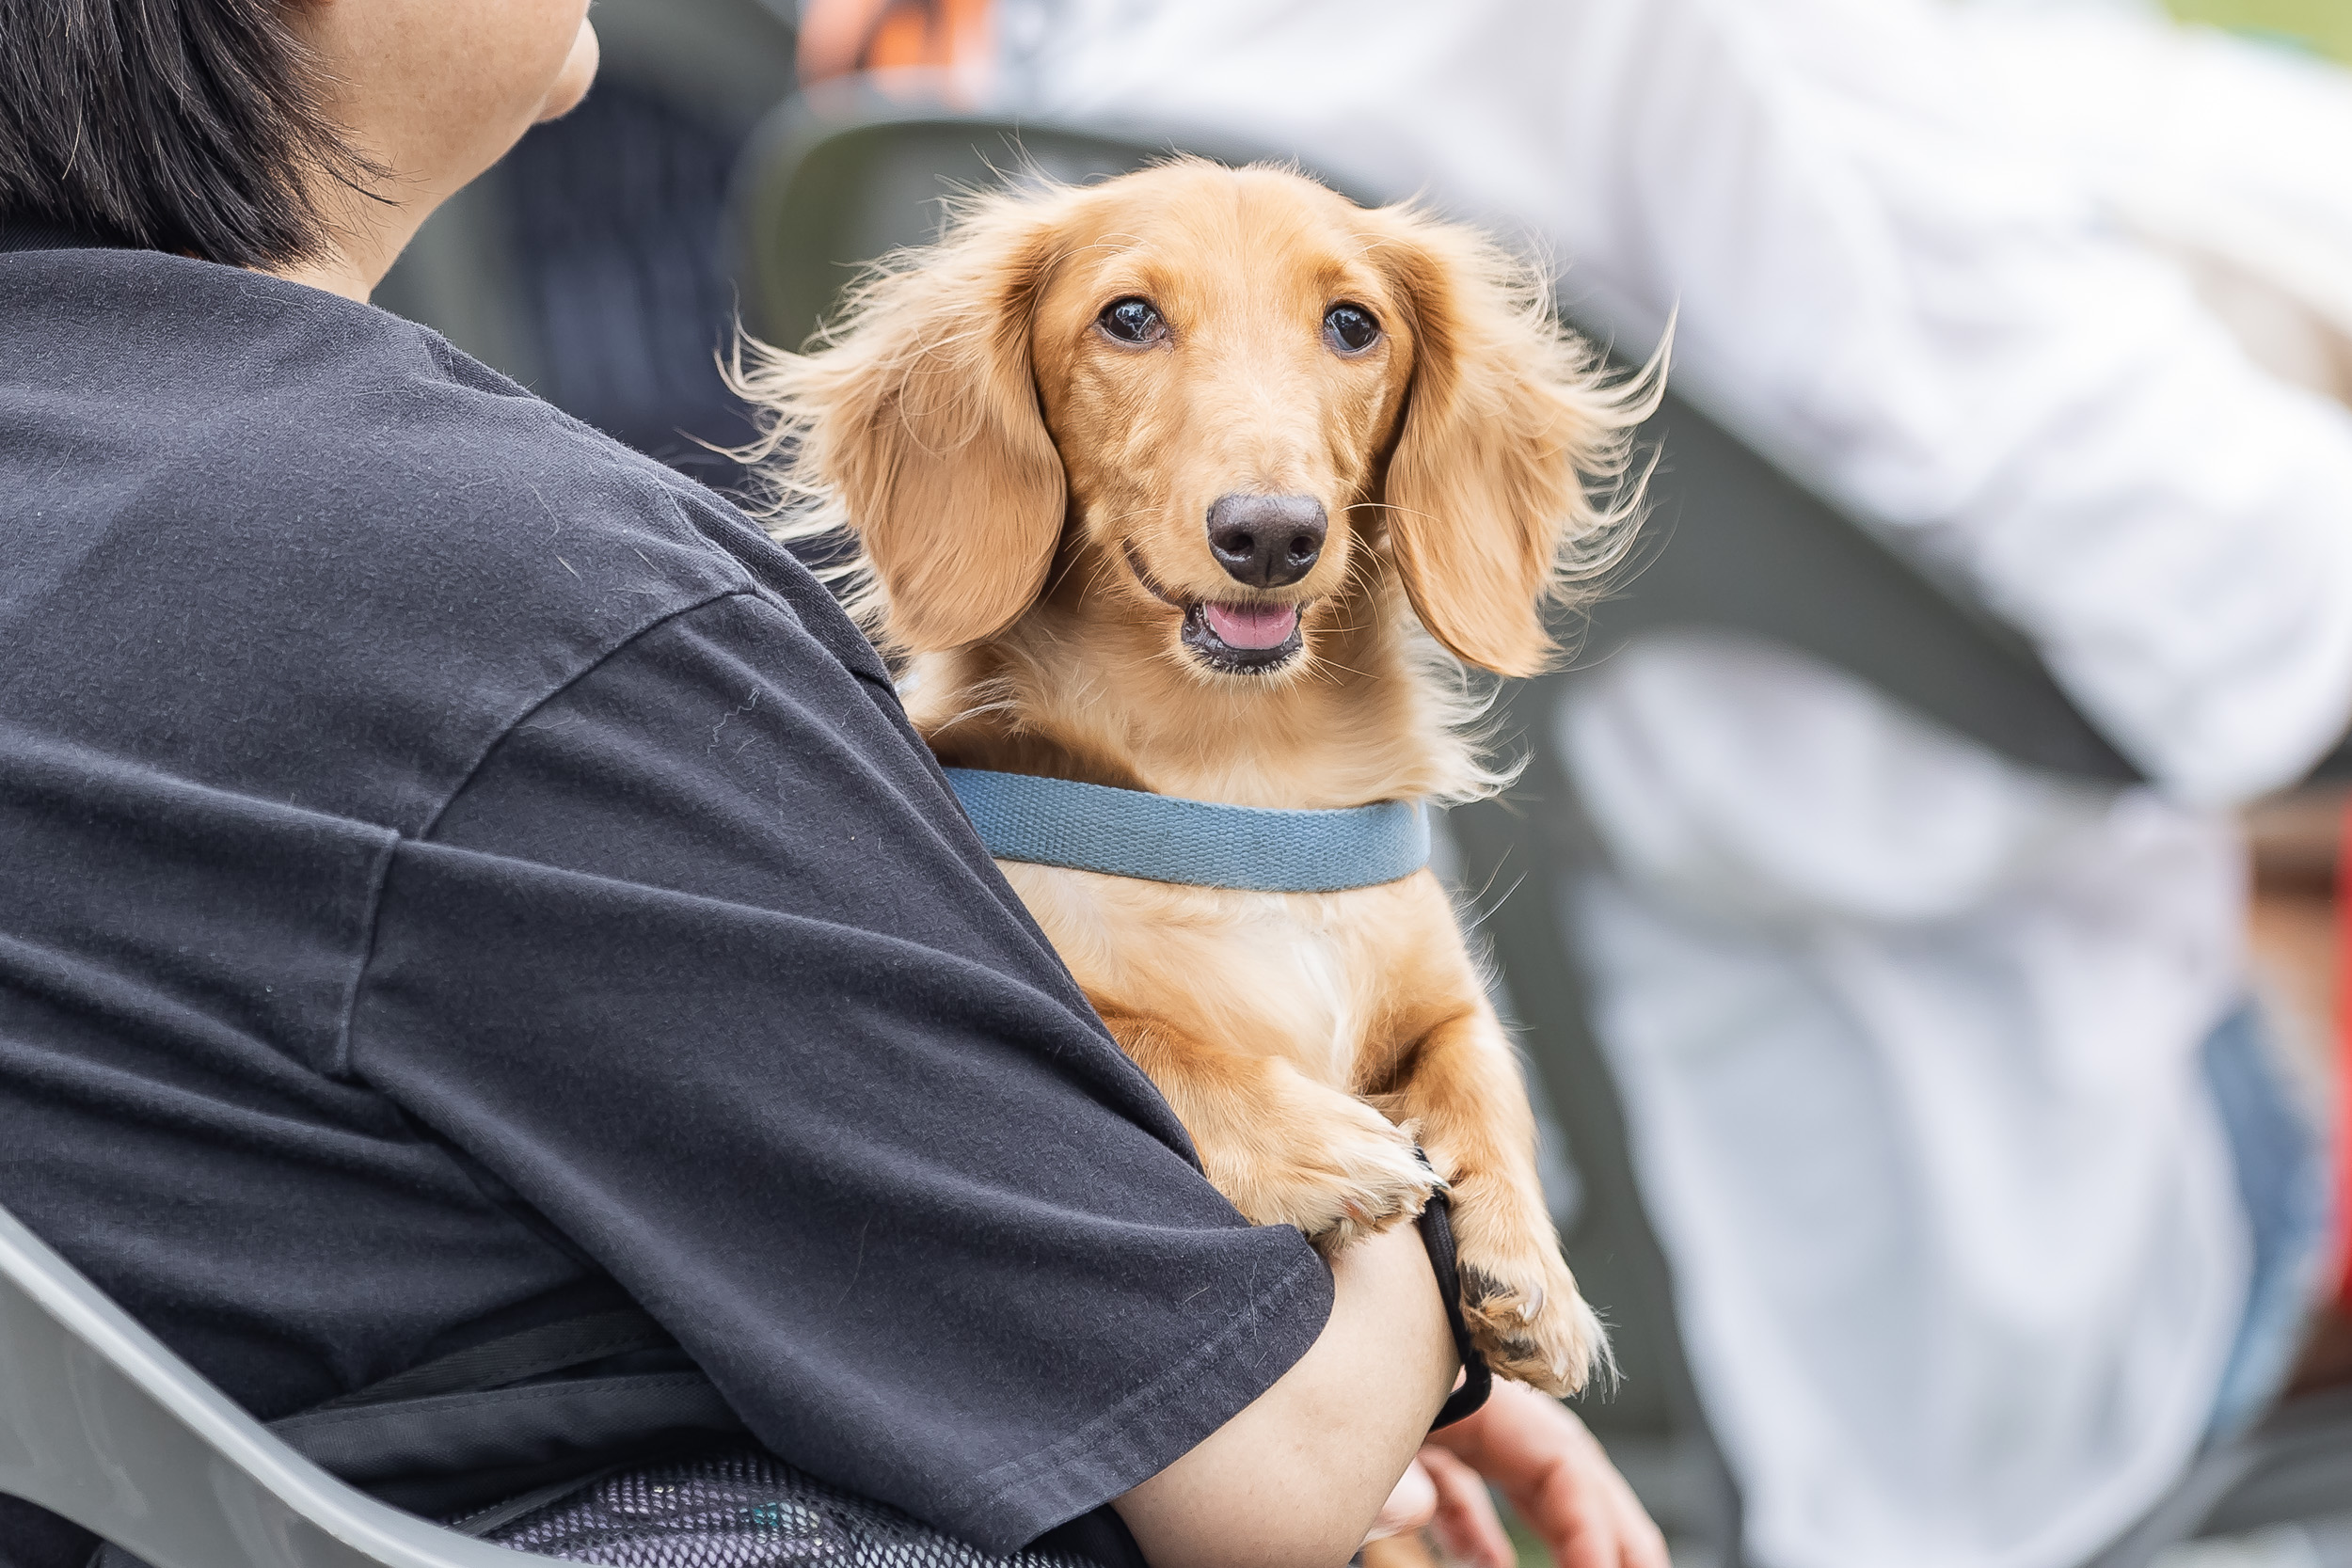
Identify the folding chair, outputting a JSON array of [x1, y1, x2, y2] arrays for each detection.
[[0, 1195, 564, 1568], [726, 95, 2352, 1568]]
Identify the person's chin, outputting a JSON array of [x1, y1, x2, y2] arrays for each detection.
[[535, 19, 601, 124]]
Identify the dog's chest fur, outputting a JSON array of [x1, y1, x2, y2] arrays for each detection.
[[999, 860, 1465, 1089]]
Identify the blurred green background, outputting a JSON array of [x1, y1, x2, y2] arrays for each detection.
[[2168, 0, 2352, 59]]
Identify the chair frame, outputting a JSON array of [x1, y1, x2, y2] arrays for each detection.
[[0, 1198, 560, 1568]]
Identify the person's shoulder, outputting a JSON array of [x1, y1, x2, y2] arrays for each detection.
[[2, 248, 778, 629], [0, 249, 890, 826], [248, 276, 757, 606], [8, 251, 743, 587]]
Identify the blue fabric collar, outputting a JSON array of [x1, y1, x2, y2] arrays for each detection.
[[943, 768, 1429, 893]]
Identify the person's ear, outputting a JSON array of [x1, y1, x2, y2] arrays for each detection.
[[1370, 208, 1659, 676], [744, 191, 1070, 654]]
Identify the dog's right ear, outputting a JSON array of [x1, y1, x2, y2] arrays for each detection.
[[740, 192, 1070, 653]]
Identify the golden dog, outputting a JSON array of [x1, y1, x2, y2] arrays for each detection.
[[744, 159, 1654, 1395]]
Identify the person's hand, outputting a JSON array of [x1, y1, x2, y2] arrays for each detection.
[[1368, 1378, 1671, 1568]]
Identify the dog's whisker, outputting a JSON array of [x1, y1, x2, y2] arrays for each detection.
[[1457, 864, 1531, 933], [1044, 546, 1102, 604], [1307, 654, 1377, 682]]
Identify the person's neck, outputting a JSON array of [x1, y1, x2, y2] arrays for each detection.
[[263, 188, 432, 303], [264, 255, 374, 302]]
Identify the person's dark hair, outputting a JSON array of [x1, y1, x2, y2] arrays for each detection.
[[0, 0, 379, 266]]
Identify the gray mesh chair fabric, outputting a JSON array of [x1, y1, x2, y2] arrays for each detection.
[[472, 1448, 1099, 1568]]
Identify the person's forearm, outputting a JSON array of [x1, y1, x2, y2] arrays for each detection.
[[1113, 1222, 1456, 1568]]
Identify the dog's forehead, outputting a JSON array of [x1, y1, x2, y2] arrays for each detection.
[[1060, 166, 1387, 301]]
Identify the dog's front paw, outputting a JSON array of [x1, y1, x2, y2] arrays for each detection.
[[1209, 1091, 1438, 1256], [1450, 1184, 1608, 1396]]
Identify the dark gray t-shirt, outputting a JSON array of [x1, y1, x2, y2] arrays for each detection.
[[0, 237, 1328, 1564]]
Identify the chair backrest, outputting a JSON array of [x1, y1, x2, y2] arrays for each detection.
[[0, 1197, 560, 1568]]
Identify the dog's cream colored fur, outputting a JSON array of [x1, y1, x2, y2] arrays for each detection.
[[740, 159, 1659, 1394]]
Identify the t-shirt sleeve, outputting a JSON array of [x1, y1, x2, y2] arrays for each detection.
[[345, 588, 1331, 1551]]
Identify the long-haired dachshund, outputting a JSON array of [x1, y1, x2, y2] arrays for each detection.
[[743, 159, 1656, 1395]]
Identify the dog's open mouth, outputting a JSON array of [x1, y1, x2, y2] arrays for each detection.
[[1184, 600, 1304, 673], [1121, 540, 1307, 673]]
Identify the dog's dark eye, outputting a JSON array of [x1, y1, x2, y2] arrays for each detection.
[[1098, 297, 1168, 345], [1324, 303, 1380, 354]]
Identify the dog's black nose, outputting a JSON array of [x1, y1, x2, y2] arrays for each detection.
[[1206, 494, 1327, 588]]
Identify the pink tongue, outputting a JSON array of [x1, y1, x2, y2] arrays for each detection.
[[1203, 601, 1301, 649]]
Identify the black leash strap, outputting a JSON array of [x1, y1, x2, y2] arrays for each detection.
[[303, 1307, 676, 1411], [274, 1307, 746, 1523], [1412, 1149, 1493, 1431]]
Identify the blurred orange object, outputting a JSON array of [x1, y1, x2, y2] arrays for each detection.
[[798, 0, 993, 103]]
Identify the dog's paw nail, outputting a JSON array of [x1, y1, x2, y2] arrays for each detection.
[[1523, 1286, 1544, 1319]]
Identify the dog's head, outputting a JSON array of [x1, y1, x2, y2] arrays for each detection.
[[753, 160, 1647, 680]]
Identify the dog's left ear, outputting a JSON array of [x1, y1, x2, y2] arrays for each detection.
[[1370, 210, 1658, 676]]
